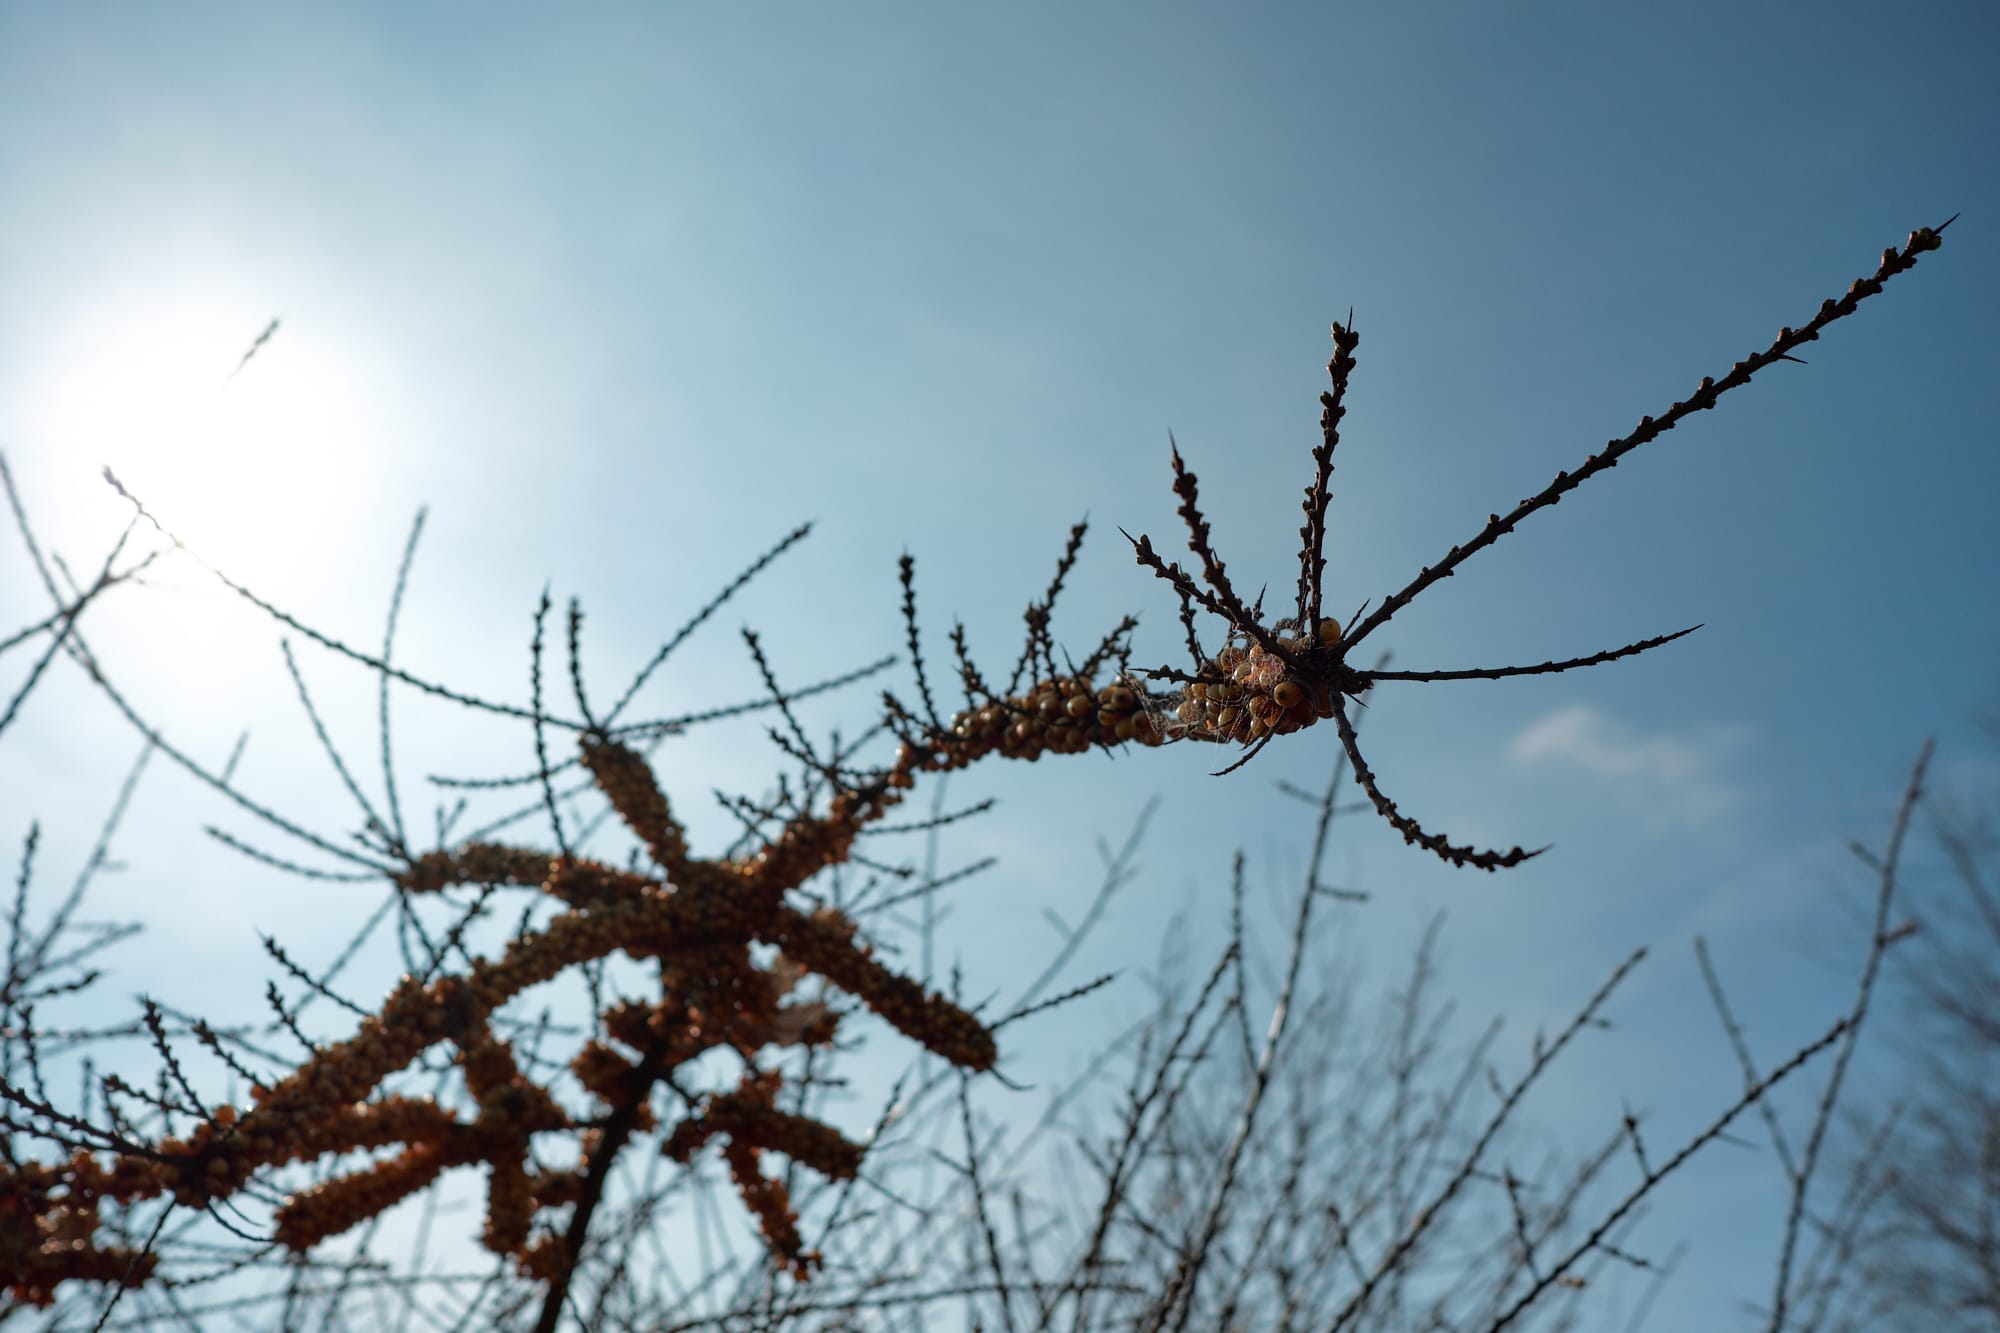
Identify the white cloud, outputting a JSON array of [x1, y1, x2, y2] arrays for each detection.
[[1509, 704, 1752, 834]]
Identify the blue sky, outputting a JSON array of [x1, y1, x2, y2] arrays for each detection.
[[3, 4, 1996, 1326]]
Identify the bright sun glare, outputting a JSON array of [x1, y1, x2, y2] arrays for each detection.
[[45, 291, 363, 579], [20, 283, 397, 728]]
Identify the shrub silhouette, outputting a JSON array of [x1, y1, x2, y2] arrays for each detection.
[[0, 220, 1954, 1329], [1790, 721, 2000, 1331]]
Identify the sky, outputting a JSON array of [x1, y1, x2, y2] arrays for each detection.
[[2, 3, 1997, 1327]]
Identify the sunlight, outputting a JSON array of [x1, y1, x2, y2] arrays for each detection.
[[11, 277, 403, 713], [39, 286, 368, 578]]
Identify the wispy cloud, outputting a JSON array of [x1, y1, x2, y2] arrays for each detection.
[[1509, 704, 1752, 834]]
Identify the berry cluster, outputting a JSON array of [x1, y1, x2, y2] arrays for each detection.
[[0, 1153, 160, 1306], [938, 675, 1164, 761], [2, 723, 997, 1302], [664, 1066, 867, 1278], [1165, 618, 1350, 745]]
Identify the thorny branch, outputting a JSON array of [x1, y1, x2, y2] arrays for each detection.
[[0, 222, 1954, 1329]]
